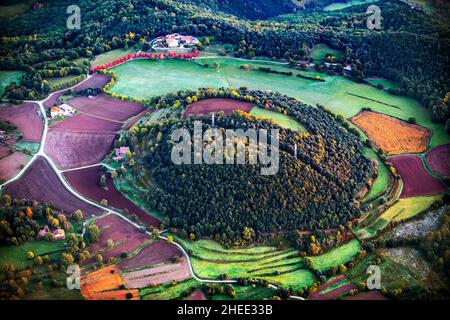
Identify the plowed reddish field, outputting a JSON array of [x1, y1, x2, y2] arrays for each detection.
[[0, 152, 28, 182], [117, 241, 180, 271], [389, 155, 447, 198], [425, 144, 450, 178], [86, 214, 149, 263], [73, 74, 111, 92], [122, 258, 190, 288], [3, 156, 101, 215], [184, 98, 254, 117], [64, 166, 160, 226], [68, 94, 145, 122], [45, 128, 117, 170], [0, 102, 43, 142], [43, 92, 64, 109], [50, 114, 122, 132]]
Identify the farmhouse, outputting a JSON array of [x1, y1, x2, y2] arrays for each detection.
[[151, 33, 199, 52], [114, 146, 130, 162], [37, 225, 66, 240], [50, 104, 76, 119]]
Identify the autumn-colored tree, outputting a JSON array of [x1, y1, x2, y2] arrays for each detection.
[[25, 207, 33, 219], [27, 251, 35, 259]]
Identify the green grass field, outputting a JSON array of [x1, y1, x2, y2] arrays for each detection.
[[0, 240, 66, 269], [362, 147, 390, 201], [109, 58, 449, 149], [323, 0, 379, 11], [175, 237, 315, 290], [355, 195, 442, 239], [140, 278, 199, 300], [249, 107, 305, 132], [308, 239, 361, 271], [309, 43, 345, 61], [0, 70, 24, 96], [210, 285, 277, 300], [366, 77, 400, 91], [92, 48, 137, 67]]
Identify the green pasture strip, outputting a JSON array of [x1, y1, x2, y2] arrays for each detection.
[[260, 269, 316, 291], [362, 147, 390, 201], [16, 141, 40, 154], [178, 238, 282, 256], [251, 263, 305, 277], [366, 77, 400, 91], [210, 285, 277, 300], [249, 107, 306, 132], [319, 278, 351, 295], [92, 48, 137, 67], [140, 278, 200, 300], [0, 240, 66, 269], [248, 258, 304, 273], [355, 195, 442, 239], [324, 0, 379, 11], [189, 250, 300, 279], [307, 239, 361, 271]]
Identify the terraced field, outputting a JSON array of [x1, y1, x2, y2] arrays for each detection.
[[307, 240, 361, 271], [355, 195, 443, 239]]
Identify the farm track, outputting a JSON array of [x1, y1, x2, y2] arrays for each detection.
[[0, 73, 306, 299]]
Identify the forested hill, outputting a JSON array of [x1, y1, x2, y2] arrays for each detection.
[[177, 0, 301, 19]]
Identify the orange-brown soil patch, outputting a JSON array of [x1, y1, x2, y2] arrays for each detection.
[[351, 111, 431, 155], [80, 265, 138, 300]]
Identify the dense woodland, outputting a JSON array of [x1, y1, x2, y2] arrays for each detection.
[[119, 88, 372, 242]]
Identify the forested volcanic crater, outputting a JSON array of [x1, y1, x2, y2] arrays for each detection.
[[122, 91, 373, 241]]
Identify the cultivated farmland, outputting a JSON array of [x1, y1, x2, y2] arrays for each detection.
[[45, 128, 117, 170], [0, 152, 29, 182], [351, 111, 431, 155], [122, 257, 190, 288], [0, 102, 43, 142], [3, 156, 102, 216], [67, 94, 145, 122], [50, 114, 122, 132], [72, 74, 111, 93], [425, 144, 450, 178], [64, 166, 160, 226], [184, 98, 254, 117], [389, 155, 447, 198], [355, 195, 442, 239], [117, 240, 181, 271], [85, 214, 150, 266], [81, 265, 139, 300], [175, 237, 315, 291]]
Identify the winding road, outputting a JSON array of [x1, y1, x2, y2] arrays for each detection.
[[0, 73, 305, 300]]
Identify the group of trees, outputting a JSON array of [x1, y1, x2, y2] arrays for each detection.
[[120, 88, 372, 244]]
